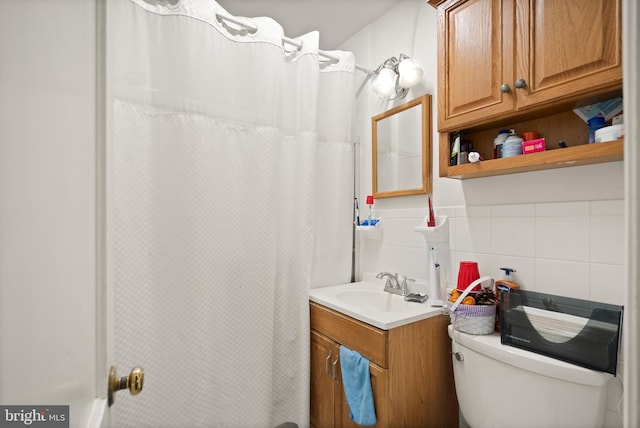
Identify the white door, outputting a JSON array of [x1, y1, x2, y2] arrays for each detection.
[[0, 1, 131, 426]]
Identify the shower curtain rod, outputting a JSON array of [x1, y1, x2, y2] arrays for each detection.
[[216, 12, 372, 75]]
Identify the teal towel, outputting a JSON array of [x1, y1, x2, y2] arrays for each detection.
[[339, 345, 376, 426]]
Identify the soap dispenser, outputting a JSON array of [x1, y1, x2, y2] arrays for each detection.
[[495, 268, 520, 332], [496, 268, 520, 293]]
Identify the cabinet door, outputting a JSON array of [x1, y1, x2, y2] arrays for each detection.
[[515, 0, 622, 108], [311, 331, 337, 428], [438, 0, 515, 131], [338, 361, 389, 428]]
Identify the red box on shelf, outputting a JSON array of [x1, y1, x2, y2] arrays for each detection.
[[522, 138, 546, 155]]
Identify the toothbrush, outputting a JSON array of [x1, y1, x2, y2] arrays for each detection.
[[427, 194, 436, 227], [354, 197, 361, 226], [366, 195, 374, 225]]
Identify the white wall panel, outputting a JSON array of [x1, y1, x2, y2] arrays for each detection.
[[0, 0, 97, 421]]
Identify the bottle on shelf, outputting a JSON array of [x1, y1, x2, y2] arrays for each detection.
[[493, 129, 509, 159]]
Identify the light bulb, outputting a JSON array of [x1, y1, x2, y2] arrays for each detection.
[[372, 67, 397, 98], [398, 58, 423, 88]]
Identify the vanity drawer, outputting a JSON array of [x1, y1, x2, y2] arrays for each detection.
[[310, 302, 388, 368]]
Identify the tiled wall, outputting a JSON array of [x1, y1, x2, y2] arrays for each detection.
[[345, 2, 626, 425], [345, 1, 625, 307], [358, 199, 625, 306]]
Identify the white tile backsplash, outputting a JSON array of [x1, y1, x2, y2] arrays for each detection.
[[534, 258, 591, 298], [404, 217, 428, 248], [591, 199, 624, 216], [357, 200, 625, 305], [590, 215, 624, 265], [454, 216, 492, 253], [382, 217, 404, 246], [403, 246, 430, 283], [536, 201, 590, 217], [491, 216, 535, 257], [590, 263, 625, 305], [456, 205, 492, 218], [491, 203, 535, 217], [535, 216, 590, 262]]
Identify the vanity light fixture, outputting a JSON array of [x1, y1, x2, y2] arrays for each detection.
[[370, 54, 423, 99]]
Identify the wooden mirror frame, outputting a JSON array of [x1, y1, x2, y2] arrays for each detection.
[[372, 94, 432, 198]]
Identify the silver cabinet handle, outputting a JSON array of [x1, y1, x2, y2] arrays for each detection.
[[500, 83, 511, 93], [515, 78, 527, 89], [325, 349, 332, 377], [332, 355, 340, 381]]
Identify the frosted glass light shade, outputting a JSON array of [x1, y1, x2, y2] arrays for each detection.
[[398, 58, 423, 88], [372, 68, 397, 97]]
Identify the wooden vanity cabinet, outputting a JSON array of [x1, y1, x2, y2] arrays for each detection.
[[310, 302, 458, 428], [434, 0, 623, 179], [311, 330, 389, 428]]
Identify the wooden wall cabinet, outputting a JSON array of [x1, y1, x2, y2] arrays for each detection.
[[438, 0, 622, 131], [310, 302, 458, 428], [435, 0, 623, 179]]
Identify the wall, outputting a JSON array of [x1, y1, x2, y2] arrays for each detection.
[[341, 1, 624, 425], [0, 0, 100, 423], [341, 0, 625, 306]]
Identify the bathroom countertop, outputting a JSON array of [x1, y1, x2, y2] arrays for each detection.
[[309, 279, 444, 330]]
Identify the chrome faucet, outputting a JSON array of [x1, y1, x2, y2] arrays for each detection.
[[377, 271, 412, 296], [377, 271, 399, 288]]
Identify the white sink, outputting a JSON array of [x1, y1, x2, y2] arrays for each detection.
[[335, 289, 413, 313], [309, 279, 443, 330]]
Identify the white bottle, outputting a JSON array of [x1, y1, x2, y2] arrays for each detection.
[[429, 246, 443, 307], [502, 129, 523, 158], [493, 129, 509, 158]]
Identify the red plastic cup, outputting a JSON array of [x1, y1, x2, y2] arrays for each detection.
[[456, 261, 481, 291]]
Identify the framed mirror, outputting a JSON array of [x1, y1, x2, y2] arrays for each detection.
[[372, 94, 432, 198]]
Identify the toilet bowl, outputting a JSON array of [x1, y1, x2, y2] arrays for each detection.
[[448, 325, 614, 428]]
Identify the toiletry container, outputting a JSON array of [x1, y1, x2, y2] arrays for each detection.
[[450, 131, 461, 166], [494, 267, 520, 332], [588, 116, 606, 144], [493, 129, 509, 159], [449, 325, 614, 428], [502, 130, 523, 158], [595, 124, 625, 143]]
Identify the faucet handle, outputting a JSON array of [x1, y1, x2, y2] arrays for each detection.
[[395, 273, 407, 289], [400, 276, 415, 291], [384, 277, 397, 289]]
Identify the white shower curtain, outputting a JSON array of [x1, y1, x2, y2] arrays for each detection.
[[108, 0, 355, 426]]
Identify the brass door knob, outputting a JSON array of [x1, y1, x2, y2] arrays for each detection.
[[108, 366, 144, 407]]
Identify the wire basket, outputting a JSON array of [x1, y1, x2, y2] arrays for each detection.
[[447, 276, 496, 335]]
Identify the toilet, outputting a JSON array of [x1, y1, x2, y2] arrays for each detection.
[[448, 325, 614, 428]]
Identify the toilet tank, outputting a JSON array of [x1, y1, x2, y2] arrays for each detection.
[[449, 326, 614, 428]]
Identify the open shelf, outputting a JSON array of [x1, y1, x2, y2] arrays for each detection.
[[356, 219, 383, 239], [441, 140, 623, 179]]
